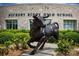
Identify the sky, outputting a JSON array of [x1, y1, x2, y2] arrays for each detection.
[[0, 3, 79, 6], [0, 0, 79, 3], [0, 3, 16, 6], [0, 0, 79, 6]]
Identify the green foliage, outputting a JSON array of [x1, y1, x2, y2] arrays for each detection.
[[48, 32, 64, 43], [0, 32, 14, 55], [0, 29, 30, 33], [48, 30, 72, 43], [57, 39, 73, 55], [14, 33, 30, 49], [1, 29, 79, 55], [15, 33, 30, 42], [0, 30, 30, 55], [20, 29, 30, 33], [48, 38, 56, 43], [64, 32, 79, 43], [59, 30, 72, 34], [0, 45, 7, 56], [4, 41, 12, 47], [59, 32, 64, 39], [0, 46, 9, 56], [0, 32, 14, 44]]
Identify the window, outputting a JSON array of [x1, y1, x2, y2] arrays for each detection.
[[64, 20, 77, 30], [6, 20, 18, 29]]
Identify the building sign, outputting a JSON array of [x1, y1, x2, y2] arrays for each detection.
[[8, 13, 25, 17], [8, 13, 73, 17]]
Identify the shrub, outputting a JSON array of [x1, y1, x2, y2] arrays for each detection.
[[0, 30, 30, 55], [64, 32, 79, 43], [0, 32, 14, 44], [48, 30, 72, 43], [14, 33, 30, 49], [48, 32, 64, 43], [6, 29, 21, 33], [20, 29, 30, 33], [48, 38, 56, 43], [59, 30, 72, 34], [57, 39, 73, 55], [0, 44, 9, 56], [15, 33, 30, 41], [59, 32, 64, 39], [0, 29, 30, 34], [0, 32, 14, 55], [0, 30, 7, 33]]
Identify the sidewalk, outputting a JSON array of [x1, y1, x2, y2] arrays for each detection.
[[21, 43, 58, 56]]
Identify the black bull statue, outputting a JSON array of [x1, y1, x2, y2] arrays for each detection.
[[27, 15, 59, 55]]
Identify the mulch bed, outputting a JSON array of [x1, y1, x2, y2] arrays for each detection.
[[6, 47, 32, 56]]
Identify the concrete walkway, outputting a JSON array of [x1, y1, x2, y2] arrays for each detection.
[[21, 43, 58, 56]]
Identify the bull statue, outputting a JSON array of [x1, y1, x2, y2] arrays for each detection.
[[27, 14, 59, 55]]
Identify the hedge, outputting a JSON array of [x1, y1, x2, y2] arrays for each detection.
[[0, 32, 14, 44], [0, 29, 30, 33], [0, 32, 30, 43], [59, 30, 72, 34], [0, 30, 79, 44], [57, 39, 73, 55], [64, 32, 79, 43], [14, 33, 30, 42], [48, 30, 79, 43]]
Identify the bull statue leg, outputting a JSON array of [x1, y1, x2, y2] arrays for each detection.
[[39, 38, 47, 50], [27, 38, 36, 48], [29, 36, 47, 55]]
